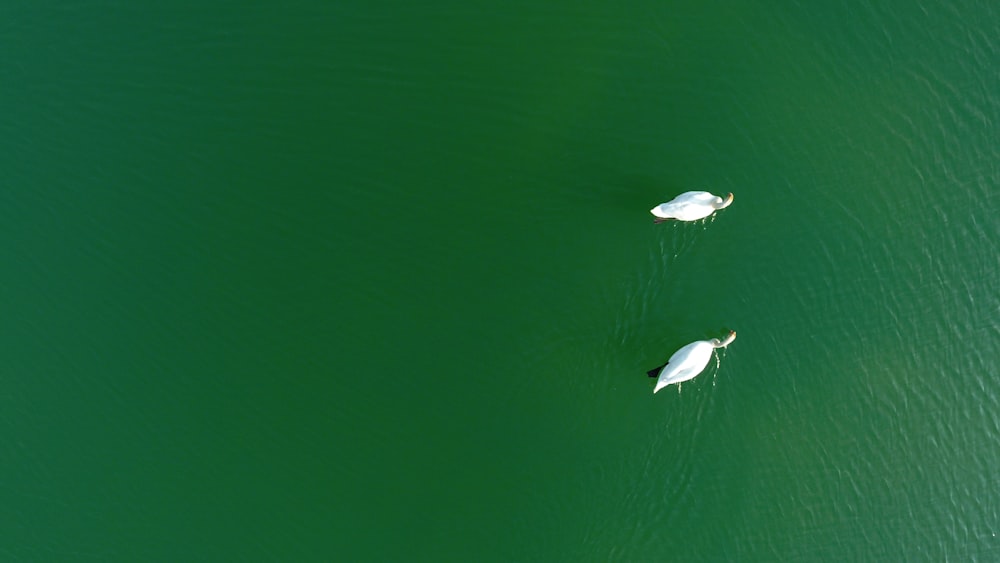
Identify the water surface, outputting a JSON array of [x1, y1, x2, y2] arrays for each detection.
[[2, 1, 998, 560]]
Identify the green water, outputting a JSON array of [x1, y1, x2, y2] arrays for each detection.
[[3, 1, 999, 560]]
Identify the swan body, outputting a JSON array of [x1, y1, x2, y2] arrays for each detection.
[[651, 191, 734, 222], [652, 331, 736, 393]]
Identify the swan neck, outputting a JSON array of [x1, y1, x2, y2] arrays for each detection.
[[714, 193, 734, 209]]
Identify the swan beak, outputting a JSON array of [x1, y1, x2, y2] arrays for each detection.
[[726, 193, 734, 204]]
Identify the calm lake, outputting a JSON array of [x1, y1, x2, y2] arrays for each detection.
[[3, 1, 999, 560]]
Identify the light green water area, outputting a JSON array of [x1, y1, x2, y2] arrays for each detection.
[[3, 1, 999, 560]]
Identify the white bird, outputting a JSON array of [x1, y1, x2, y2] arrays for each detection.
[[650, 191, 734, 223], [649, 330, 736, 393]]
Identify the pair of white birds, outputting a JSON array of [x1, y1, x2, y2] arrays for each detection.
[[647, 191, 736, 393]]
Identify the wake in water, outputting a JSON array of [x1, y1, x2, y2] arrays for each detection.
[[653, 215, 716, 271]]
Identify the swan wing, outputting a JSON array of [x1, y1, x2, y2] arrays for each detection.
[[650, 191, 718, 221], [675, 191, 716, 203], [653, 341, 714, 393]]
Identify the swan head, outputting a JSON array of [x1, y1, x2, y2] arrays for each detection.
[[721, 330, 737, 346], [715, 193, 734, 209], [713, 330, 737, 348]]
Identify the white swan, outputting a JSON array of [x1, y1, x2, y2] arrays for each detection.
[[650, 191, 734, 223], [649, 331, 736, 393]]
